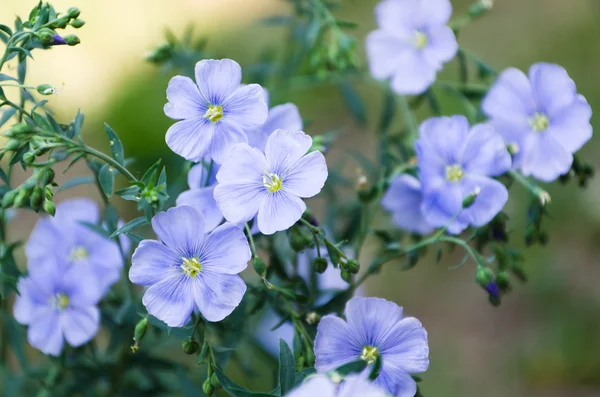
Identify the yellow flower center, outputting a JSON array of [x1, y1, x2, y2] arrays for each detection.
[[204, 105, 223, 123], [529, 112, 549, 132], [51, 293, 69, 310], [414, 31, 428, 49], [70, 246, 88, 261], [181, 257, 202, 278], [446, 164, 465, 182], [263, 173, 283, 193], [361, 346, 379, 364]]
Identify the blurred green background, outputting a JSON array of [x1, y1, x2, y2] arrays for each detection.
[[2, 0, 600, 396]]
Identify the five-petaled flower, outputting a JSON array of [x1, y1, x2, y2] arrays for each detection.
[[381, 174, 434, 235], [164, 58, 268, 163], [129, 205, 250, 326], [314, 297, 429, 397], [366, 0, 458, 95], [14, 262, 102, 356], [416, 115, 512, 234], [176, 161, 223, 231], [482, 62, 593, 182], [288, 374, 387, 397], [214, 129, 328, 235]]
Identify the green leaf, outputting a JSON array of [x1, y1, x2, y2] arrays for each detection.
[[334, 359, 367, 376], [213, 366, 278, 397], [338, 81, 366, 126], [57, 176, 96, 192], [70, 109, 84, 138], [335, 19, 358, 29], [0, 108, 17, 129], [99, 163, 114, 198], [278, 339, 295, 396], [111, 216, 148, 238], [0, 73, 18, 82], [293, 367, 316, 387], [104, 123, 124, 165], [0, 24, 13, 36]]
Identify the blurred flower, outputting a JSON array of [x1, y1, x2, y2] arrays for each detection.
[[415, 116, 511, 234], [315, 297, 429, 397], [214, 129, 328, 235], [365, 0, 458, 95], [482, 63, 592, 182], [129, 206, 249, 326], [288, 374, 387, 397], [13, 262, 102, 356], [381, 174, 434, 235], [26, 198, 123, 293], [176, 162, 223, 231], [164, 58, 268, 164]]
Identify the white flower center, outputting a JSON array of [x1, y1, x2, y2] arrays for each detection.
[[446, 164, 465, 182], [50, 293, 69, 310], [204, 105, 223, 123], [361, 346, 379, 364], [263, 173, 283, 193], [413, 31, 428, 49], [70, 246, 88, 261], [529, 112, 549, 132], [181, 257, 202, 278]]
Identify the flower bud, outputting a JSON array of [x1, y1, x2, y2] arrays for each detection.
[[14, 188, 31, 208], [495, 271, 511, 293], [51, 17, 70, 29], [64, 35, 80, 46], [305, 312, 321, 325], [29, 187, 44, 212], [289, 227, 308, 252], [40, 168, 55, 186], [37, 31, 55, 46], [312, 257, 328, 274], [36, 84, 55, 96], [51, 34, 67, 45], [22, 151, 36, 165], [252, 257, 267, 278], [1, 189, 19, 208], [70, 19, 85, 28], [2, 139, 21, 153], [210, 373, 220, 388], [134, 317, 148, 342], [43, 199, 56, 216], [7, 123, 30, 138], [182, 337, 199, 355], [345, 259, 360, 275], [202, 379, 215, 396], [305, 348, 315, 367], [341, 269, 351, 283], [44, 186, 54, 200], [67, 7, 81, 19], [475, 266, 495, 288], [462, 187, 480, 209]]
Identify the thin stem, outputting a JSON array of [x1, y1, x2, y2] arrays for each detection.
[[244, 223, 257, 258], [0, 83, 35, 89], [508, 169, 548, 203]]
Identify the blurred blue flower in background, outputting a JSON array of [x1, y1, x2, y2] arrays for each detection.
[[287, 374, 387, 397]]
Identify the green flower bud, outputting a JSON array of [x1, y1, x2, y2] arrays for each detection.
[[134, 317, 148, 342], [305, 348, 315, 366], [2, 139, 21, 153], [289, 227, 308, 252], [43, 199, 56, 216], [22, 151, 36, 165], [52, 17, 70, 29], [345, 259, 360, 275], [36, 84, 55, 96], [312, 257, 328, 274], [36, 31, 55, 46], [67, 7, 81, 19], [44, 186, 54, 200], [1, 189, 19, 208], [64, 35, 80, 46], [14, 188, 32, 208], [29, 187, 44, 212], [210, 373, 220, 388], [496, 271, 511, 293], [341, 269, 351, 283], [202, 379, 215, 396], [182, 337, 199, 355], [6, 123, 30, 138], [40, 168, 55, 186], [252, 256, 267, 278], [475, 266, 495, 288], [462, 188, 480, 209], [70, 18, 85, 28]]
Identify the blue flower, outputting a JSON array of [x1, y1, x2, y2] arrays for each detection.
[[482, 63, 593, 182], [13, 263, 103, 356], [25, 198, 123, 293], [164, 59, 268, 164], [214, 129, 328, 235], [247, 90, 303, 151], [366, 0, 458, 95], [176, 161, 223, 231], [415, 116, 512, 234], [288, 374, 387, 397], [381, 174, 434, 235], [129, 206, 250, 326], [315, 297, 429, 397]]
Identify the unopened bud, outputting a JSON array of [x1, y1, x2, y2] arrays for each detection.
[[37, 31, 55, 46], [507, 142, 519, 155], [462, 187, 480, 209], [289, 227, 308, 252], [51, 34, 67, 45], [70, 19, 85, 29], [475, 266, 495, 288], [36, 84, 55, 96], [134, 317, 148, 342], [1, 189, 19, 208], [312, 257, 328, 274], [305, 312, 321, 325], [210, 373, 220, 388], [14, 188, 31, 208], [67, 7, 81, 19], [43, 199, 56, 216], [182, 337, 199, 355], [538, 191, 551, 206], [23, 151, 36, 165], [202, 379, 215, 396], [252, 257, 267, 278], [40, 168, 55, 186], [345, 259, 360, 274], [305, 348, 315, 366], [51, 17, 70, 29], [2, 139, 21, 153], [341, 269, 351, 283], [29, 187, 44, 212], [496, 271, 511, 293], [64, 35, 80, 46], [7, 123, 30, 137]]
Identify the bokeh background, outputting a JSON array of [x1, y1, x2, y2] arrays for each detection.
[[1, 0, 600, 396]]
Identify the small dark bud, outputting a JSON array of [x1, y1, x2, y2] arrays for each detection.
[[43, 199, 56, 216], [70, 18, 85, 28], [64, 35, 80, 46], [252, 257, 267, 278], [29, 187, 44, 212], [210, 373, 220, 388], [488, 290, 501, 307], [358, 186, 378, 203], [312, 257, 328, 274], [345, 259, 360, 275], [1, 189, 19, 208], [51, 34, 67, 45], [67, 7, 81, 19], [289, 227, 308, 252], [182, 337, 199, 355], [341, 269, 351, 283], [462, 188, 480, 209], [36, 84, 55, 96], [134, 317, 148, 342], [52, 17, 70, 29], [202, 379, 215, 396], [485, 281, 500, 300]]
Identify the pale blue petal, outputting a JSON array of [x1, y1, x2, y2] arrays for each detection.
[[60, 306, 100, 347], [460, 176, 508, 227], [345, 297, 404, 346], [214, 182, 267, 226], [164, 75, 204, 120], [28, 308, 64, 356], [26, 217, 67, 262], [255, 309, 295, 356], [13, 277, 35, 325], [54, 198, 100, 225], [200, 223, 250, 274], [420, 0, 453, 25], [366, 30, 411, 81], [375, 0, 420, 33], [194, 59, 242, 104], [380, 317, 429, 373], [188, 161, 219, 188], [62, 265, 104, 305], [423, 25, 457, 64], [375, 367, 417, 397], [390, 51, 437, 95], [381, 174, 434, 235], [152, 205, 206, 257], [176, 186, 223, 231], [142, 268, 194, 327], [314, 315, 362, 373], [482, 67, 535, 122], [250, 103, 304, 151], [529, 63, 577, 115], [288, 375, 336, 397], [520, 132, 573, 182], [223, 83, 269, 128], [265, 129, 313, 175], [339, 374, 388, 397], [283, 151, 328, 198], [462, 123, 512, 176], [130, 240, 179, 286], [257, 191, 306, 235], [421, 185, 467, 234], [208, 120, 248, 164], [194, 273, 246, 322], [215, 143, 268, 184], [166, 117, 214, 162], [547, 95, 592, 153]]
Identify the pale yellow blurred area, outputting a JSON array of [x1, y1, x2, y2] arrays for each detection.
[[0, 0, 279, 118]]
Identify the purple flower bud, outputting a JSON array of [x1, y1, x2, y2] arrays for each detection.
[[485, 281, 500, 300], [52, 34, 67, 45]]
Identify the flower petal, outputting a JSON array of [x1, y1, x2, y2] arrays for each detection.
[[176, 186, 223, 231], [375, 366, 417, 397], [547, 95, 592, 153], [152, 205, 206, 257], [223, 84, 268, 128], [380, 317, 429, 373], [166, 117, 214, 162], [194, 59, 242, 104], [390, 51, 437, 95], [142, 269, 194, 327], [366, 30, 411, 81], [265, 129, 312, 175], [423, 25, 457, 64], [283, 151, 328, 198], [194, 273, 246, 322], [60, 306, 100, 347], [520, 132, 573, 182], [420, 0, 453, 25], [215, 143, 268, 184], [214, 182, 267, 226], [13, 277, 36, 325], [130, 240, 179, 286], [462, 123, 512, 176], [460, 176, 508, 227], [482, 67, 535, 122], [257, 191, 306, 235], [200, 223, 250, 274], [345, 297, 404, 347], [314, 315, 362, 373], [288, 375, 337, 397], [339, 374, 388, 397], [421, 184, 468, 234], [54, 198, 100, 225], [188, 161, 219, 189], [208, 120, 248, 164], [381, 174, 433, 235], [375, 0, 420, 33], [529, 63, 577, 115], [164, 75, 203, 120], [28, 308, 64, 356]]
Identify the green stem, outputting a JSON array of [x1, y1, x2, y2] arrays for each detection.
[[398, 95, 419, 142], [244, 223, 257, 258], [0, 83, 35, 89], [509, 170, 549, 203]]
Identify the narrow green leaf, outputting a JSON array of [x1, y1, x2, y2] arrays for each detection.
[[293, 367, 316, 387], [70, 109, 84, 138], [111, 216, 148, 238], [99, 164, 114, 198], [334, 359, 367, 376], [278, 339, 295, 396], [0, 108, 17, 128], [104, 123, 124, 165], [0, 24, 13, 36], [335, 19, 358, 29], [57, 176, 96, 192], [213, 366, 278, 397], [338, 81, 366, 125], [0, 73, 18, 82]]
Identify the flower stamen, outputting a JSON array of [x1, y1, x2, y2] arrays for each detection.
[[70, 246, 88, 262], [204, 105, 223, 123], [414, 31, 428, 49], [361, 346, 379, 364], [51, 293, 69, 310], [529, 112, 549, 132], [181, 257, 202, 278], [263, 173, 283, 193], [446, 164, 465, 182]]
